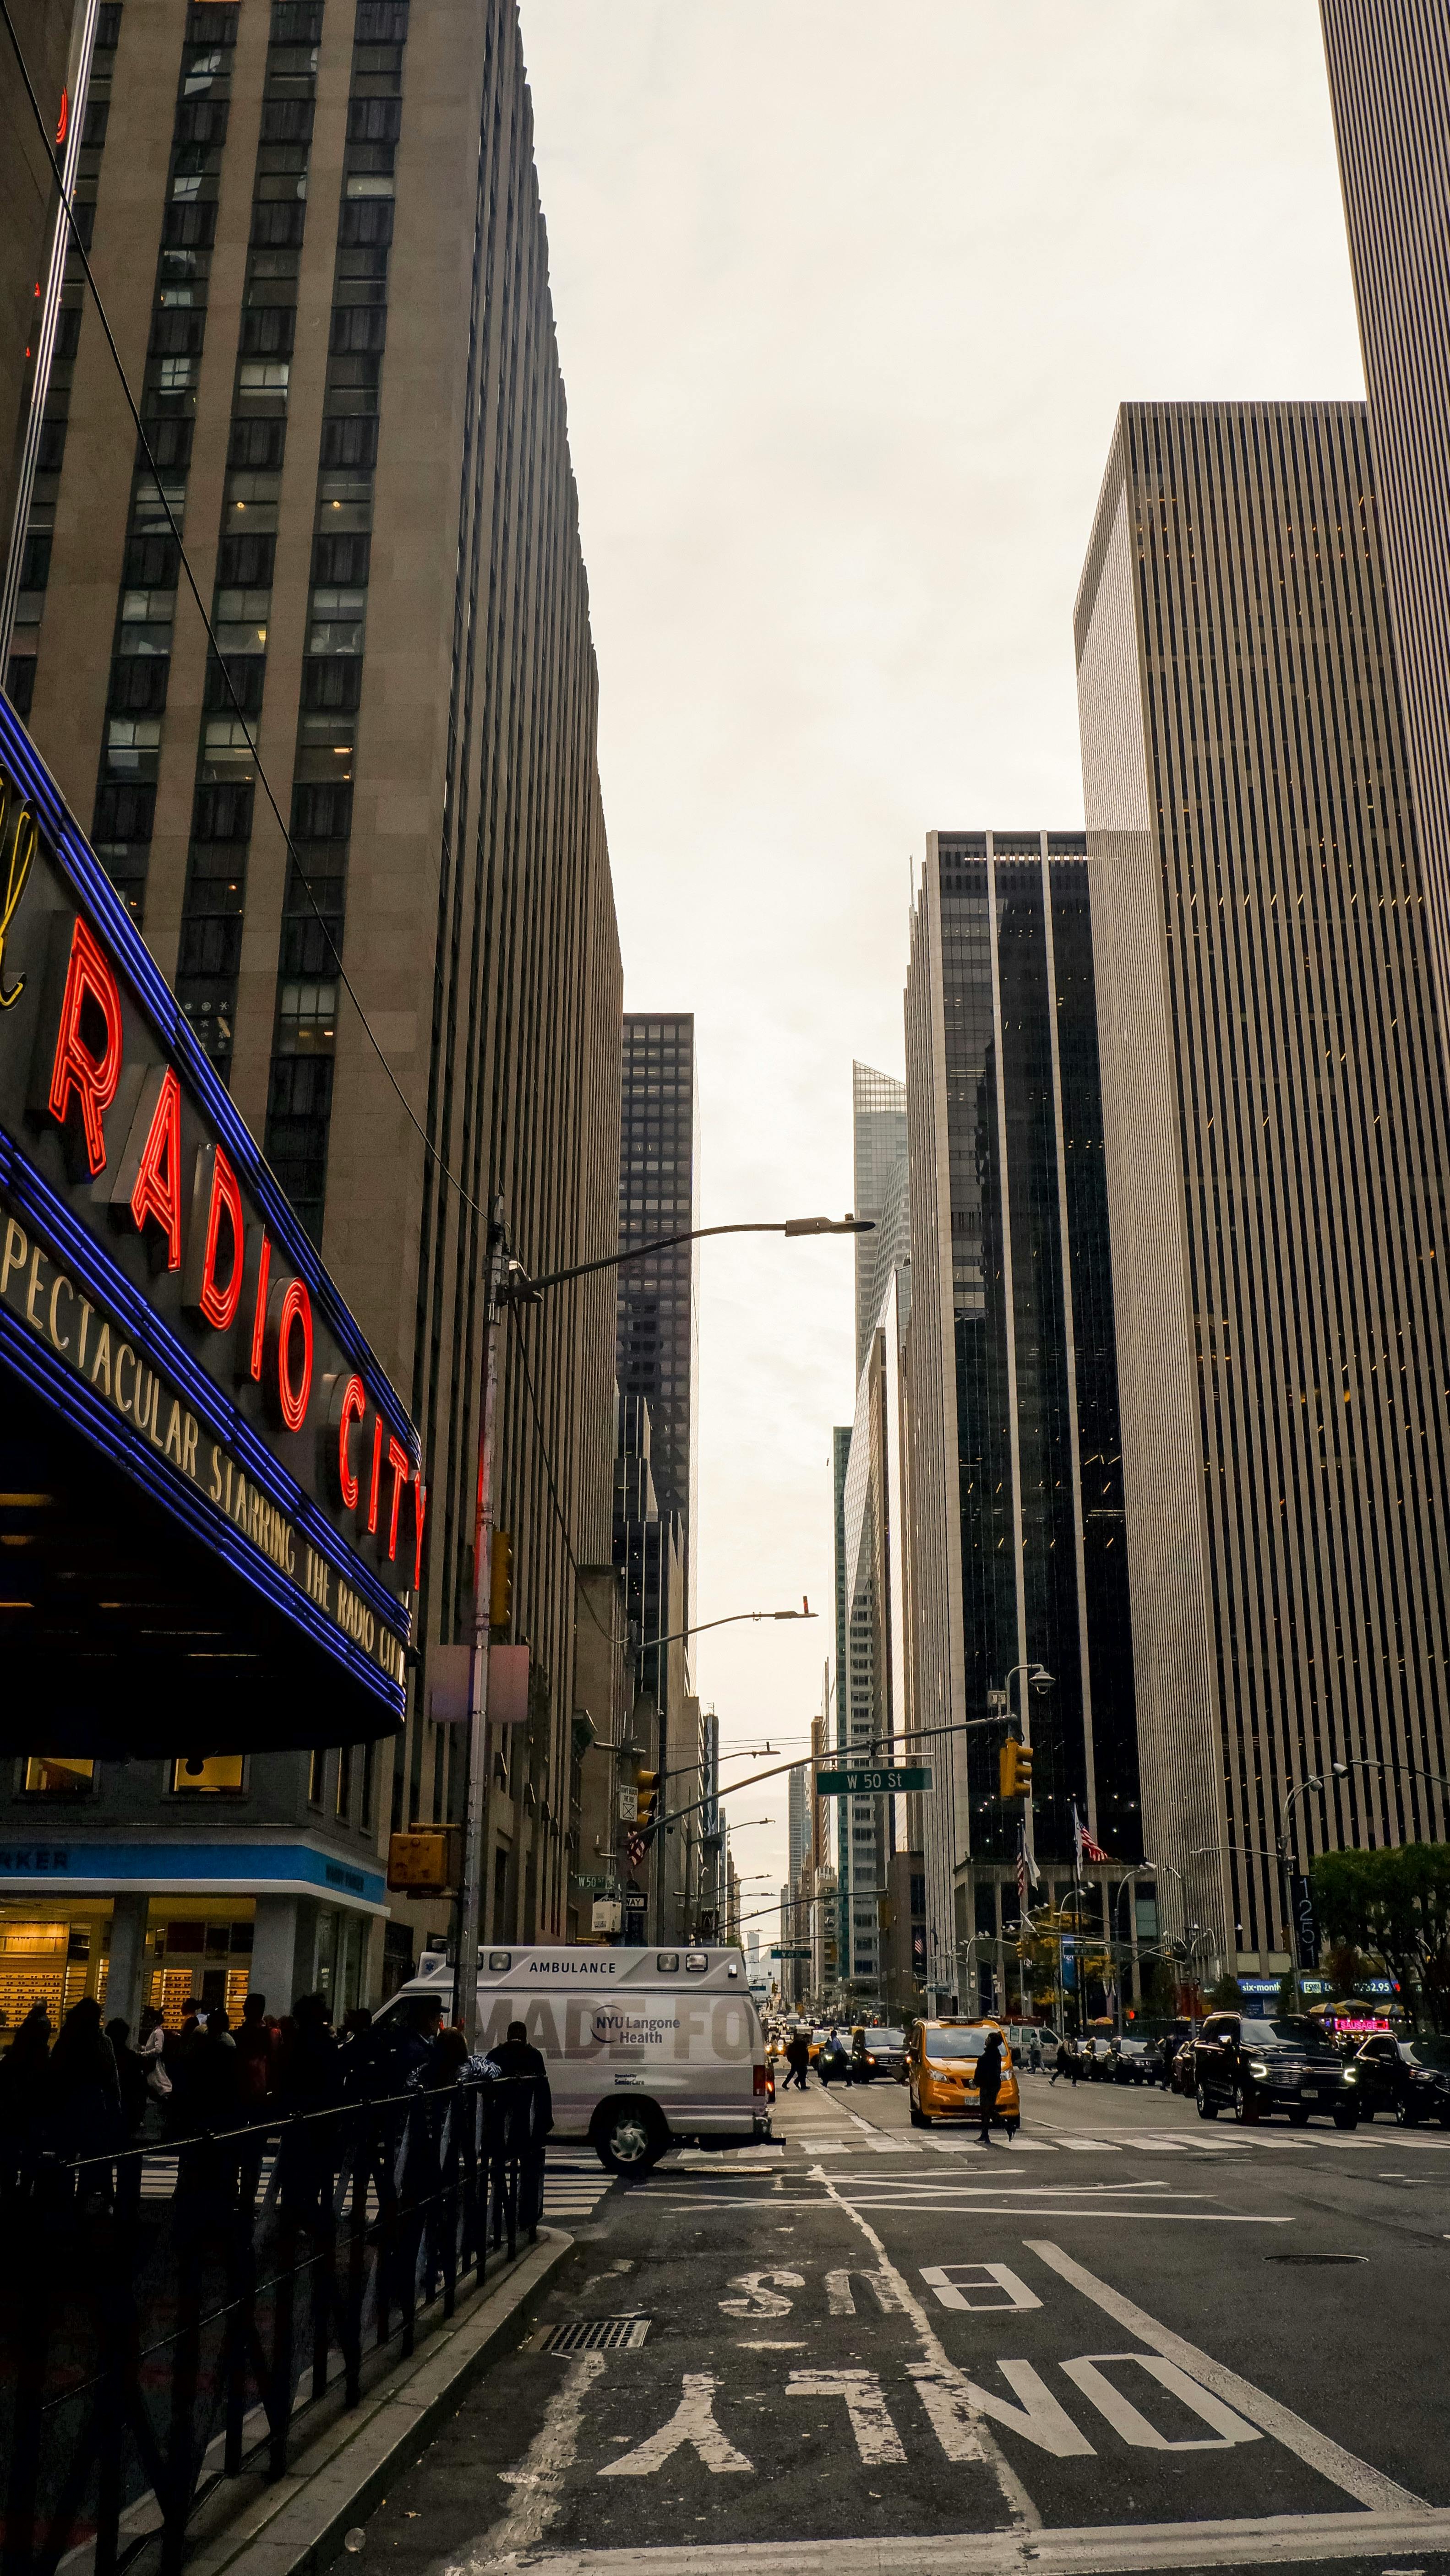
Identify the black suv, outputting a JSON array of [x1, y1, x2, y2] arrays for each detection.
[[1193, 2012, 1359, 2126], [1347, 2032, 1450, 2126]]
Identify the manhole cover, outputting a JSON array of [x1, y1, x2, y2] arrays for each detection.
[[1263, 2253, 1368, 2266], [540, 2317, 651, 2353]]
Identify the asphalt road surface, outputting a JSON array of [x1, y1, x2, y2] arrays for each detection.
[[349, 2065, 1450, 2576]]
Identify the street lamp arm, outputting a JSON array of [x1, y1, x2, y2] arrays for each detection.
[[643, 1601, 815, 1653], [507, 1216, 873, 1301]]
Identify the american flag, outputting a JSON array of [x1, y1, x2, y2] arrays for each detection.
[[1073, 1804, 1109, 1866], [626, 1828, 648, 1870], [1015, 1826, 1040, 1905]]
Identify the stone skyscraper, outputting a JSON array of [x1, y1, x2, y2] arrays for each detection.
[[5, 0, 624, 1964], [1077, 400, 1450, 1982]]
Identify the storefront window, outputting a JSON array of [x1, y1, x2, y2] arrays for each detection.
[[170, 1754, 245, 1793], [22, 1756, 95, 1795]]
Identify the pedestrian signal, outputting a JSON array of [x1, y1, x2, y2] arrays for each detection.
[[998, 1739, 1033, 1799]]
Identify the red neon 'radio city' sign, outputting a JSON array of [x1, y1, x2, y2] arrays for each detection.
[[3, 866, 424, 1598]]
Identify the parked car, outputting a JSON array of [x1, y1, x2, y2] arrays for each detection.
[[1347, 2032, 1450, 2126], [1082, 2037, 1117, 2082], [907, 2018, 1020, 2136], [1193, 2011, 1359, 2126], [1169, 2037, 1196, 2095]]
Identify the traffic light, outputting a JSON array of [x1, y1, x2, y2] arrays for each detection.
[[634, 1769, 660, 1836], [999, 1738, 1034, 1799], [489, 1530, 512, 1632]]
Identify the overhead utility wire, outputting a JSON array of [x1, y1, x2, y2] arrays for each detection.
[[0, 0, 488, 1221]]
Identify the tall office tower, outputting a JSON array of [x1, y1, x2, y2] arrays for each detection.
[[1318, 9, 1450, 1020], [10, 0, 623, 1966], [616, 1005, 700, 1607], [618, 1013, 700, 1622], [1077, 401, 1450, 1985], [834, 1062, 912, 2009], [852, 1061, 908, 1370], [905, 829, 1139, 2014]]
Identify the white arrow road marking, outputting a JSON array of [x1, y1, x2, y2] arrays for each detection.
[[786, 2369, 908, 2463], [920, 2263, 1041, 2313], [811, 2168, 1039, 2528], [909, 2360, 1094, 2461], [1058, 2353, 1262, 2451], [718, 2270, 804, 2317], [597, 2373, 752, 2477], [1025, 2240, 1426, 2511], [448, 2348, 605, 2571]]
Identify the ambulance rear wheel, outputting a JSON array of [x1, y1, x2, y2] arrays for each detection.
[[594, 2102, 666, 2176]]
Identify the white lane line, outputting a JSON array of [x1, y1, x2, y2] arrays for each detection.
[[831, 2209, 1294, 2223], [1025, 2239, 1424, 2511], [449, 2345, 605, 2570], [502, 2503, 1450, 2571], [810, 2167, 1041, 2533]]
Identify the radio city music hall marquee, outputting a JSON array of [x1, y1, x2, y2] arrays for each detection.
[[0, 693, 423, 1732]]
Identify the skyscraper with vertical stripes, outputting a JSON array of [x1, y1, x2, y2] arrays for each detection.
[[904, 831, 1139, 2016], [3, 0, 624, 1967], [1077, 400, 1450, 1984]]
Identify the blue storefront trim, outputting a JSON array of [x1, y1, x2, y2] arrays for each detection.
[[0, 1841, 387, 1910]]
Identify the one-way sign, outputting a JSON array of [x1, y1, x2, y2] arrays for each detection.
[[815, 1766, 932, 1794]]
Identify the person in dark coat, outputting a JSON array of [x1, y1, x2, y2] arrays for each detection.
[[106, 2017, 149, 2139], [976, 2028, 1004, 2145], [0, 2003, 52, 2194], [234, 1993, 278, 2115], [44, 1997, 123, 2161], [784, 2032, 810, 2092], [485, 2020, 551, 2236]]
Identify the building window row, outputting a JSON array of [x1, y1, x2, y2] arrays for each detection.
[[263, 0, 409, 1239], [88, 3, 243, 926], [174, 0, 325, 1070]]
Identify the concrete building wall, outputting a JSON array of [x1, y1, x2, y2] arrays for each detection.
[[11, 0, 622, 1954], [1076, 400, 1450, 1974]]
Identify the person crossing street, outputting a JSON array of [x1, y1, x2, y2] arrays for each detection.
[[976, 2025, 1005, 2144]]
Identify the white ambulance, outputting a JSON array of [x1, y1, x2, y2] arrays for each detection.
[[394, 1944, 771, 2173]]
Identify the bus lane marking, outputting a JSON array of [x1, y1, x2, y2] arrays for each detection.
[[1025, 2239, 1425, 2511], [597, 2373, 752, 2477], [810, 2164, 1041, 2529], [786, 2369, 907, 2464]]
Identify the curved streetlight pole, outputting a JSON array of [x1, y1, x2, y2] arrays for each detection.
[[1113, 1862, 1154, 2038], [454, 1206, 872, 2043], [1276, 1776, 1325, 2008]]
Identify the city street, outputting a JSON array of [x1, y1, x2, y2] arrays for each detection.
[[350, 2071, 1450, 2575]]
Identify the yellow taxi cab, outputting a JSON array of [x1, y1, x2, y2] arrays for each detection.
[[908, 2017, 1020, 2136]]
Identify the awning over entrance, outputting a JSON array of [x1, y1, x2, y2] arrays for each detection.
[[0, 687, 423, 1754]]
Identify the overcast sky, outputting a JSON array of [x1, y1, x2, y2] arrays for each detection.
[[517, 0, 1365, 1938]]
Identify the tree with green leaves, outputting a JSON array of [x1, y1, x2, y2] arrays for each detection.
[[1309, 1845, 1450, 2030]]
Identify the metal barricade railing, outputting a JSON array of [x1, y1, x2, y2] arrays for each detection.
[[0, 2073, 550, 2576]]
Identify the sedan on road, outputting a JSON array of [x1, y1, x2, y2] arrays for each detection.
[[1194, 2011, 1359, 2125], [1346, 2031, 1450, 2125], [851, 2027, 908, 2081]]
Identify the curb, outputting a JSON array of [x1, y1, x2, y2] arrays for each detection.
[[192, 2229, 573, 2576]]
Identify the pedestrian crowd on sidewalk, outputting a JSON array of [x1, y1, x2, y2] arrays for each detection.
[[0, 1986, 553, 2209]]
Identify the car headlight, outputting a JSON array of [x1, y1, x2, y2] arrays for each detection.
[[1342, 2070, 1357, 2084], [1248, 2062, 1269, 2080]]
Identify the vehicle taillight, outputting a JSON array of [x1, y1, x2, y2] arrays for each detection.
[[753, 2063, 768, 2095]]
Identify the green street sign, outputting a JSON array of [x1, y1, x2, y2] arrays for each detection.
[[816, 1766, 932, 1795], [572, 1873, 619, 1892], [770, 1947, 812, 1958]]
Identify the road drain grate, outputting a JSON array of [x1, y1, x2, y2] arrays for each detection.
[[540, 2317, 651, 2352], [1263, 2253, 1368, 2265]]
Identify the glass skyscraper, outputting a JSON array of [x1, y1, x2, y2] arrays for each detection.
[[905, 831, 1139, 2012]]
